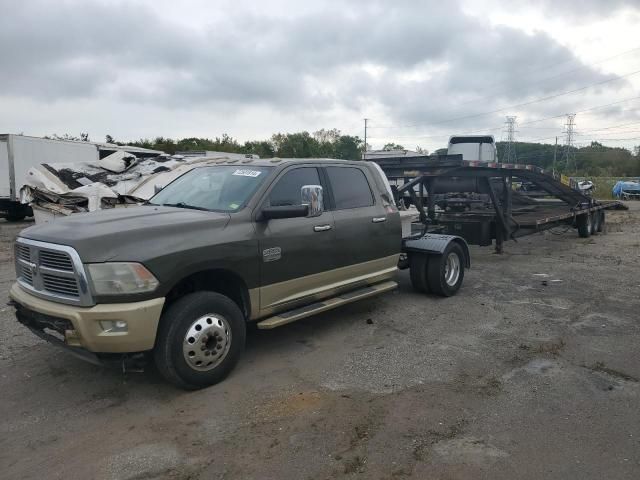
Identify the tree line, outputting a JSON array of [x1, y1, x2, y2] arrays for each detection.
[[493, 141, 640, 177], [50, 130, 640, 177], [123, 129, 364, 161]]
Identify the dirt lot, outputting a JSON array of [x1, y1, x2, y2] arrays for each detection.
[[1, 205, 639, 480]]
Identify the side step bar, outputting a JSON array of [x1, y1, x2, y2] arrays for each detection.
[[256, 280, 398, 330]]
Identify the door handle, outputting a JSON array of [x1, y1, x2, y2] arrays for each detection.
[[313, 224, 332, 232], [372, 217, 387, 223]]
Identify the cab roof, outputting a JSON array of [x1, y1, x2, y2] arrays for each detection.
[[193, 157, 363, 168]]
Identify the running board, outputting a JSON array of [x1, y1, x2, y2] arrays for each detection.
[[256, 280, 398, 329]]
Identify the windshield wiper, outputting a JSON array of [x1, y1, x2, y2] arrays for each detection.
[[162, 202, 210, 211]]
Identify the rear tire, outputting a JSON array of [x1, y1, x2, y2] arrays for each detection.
[[597, 210, 605, 232], [427, 243, 465, 297], [154, 291, 246, 390], [577, 213, 591, 238], [5, 213, 26, 222], [591, 211, 600, 235], [409, 253, 430, 293]]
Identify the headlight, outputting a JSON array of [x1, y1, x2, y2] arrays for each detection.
[[87, 263, 159, 295]]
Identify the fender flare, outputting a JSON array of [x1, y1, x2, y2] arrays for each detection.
[[402, 234, 471, 268]]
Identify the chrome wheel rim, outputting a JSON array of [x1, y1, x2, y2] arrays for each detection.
[[444, 252, 461, 286], [182, 314, 232, 371]]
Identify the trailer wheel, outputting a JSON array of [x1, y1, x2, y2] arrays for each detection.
[[597, 211, 605, 232], [409, 253, 430, 293], [577, 213, 591, 238], [427, 243, 465, 297], [5, 214, 26, 222], [592, 211, 601, 234]]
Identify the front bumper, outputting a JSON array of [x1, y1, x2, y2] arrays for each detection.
[[9, 283, 165, 353]]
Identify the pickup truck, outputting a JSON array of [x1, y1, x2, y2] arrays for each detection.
[[9, 158, 470, 389]]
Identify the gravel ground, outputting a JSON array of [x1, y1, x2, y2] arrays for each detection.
[[1, 205, 639, 479]]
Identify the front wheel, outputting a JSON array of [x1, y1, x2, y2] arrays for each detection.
[[427, 243, 465, 297], [154, 291, 246, 390]]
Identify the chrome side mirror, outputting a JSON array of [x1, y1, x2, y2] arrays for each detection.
[[301, 185, 323, 218]]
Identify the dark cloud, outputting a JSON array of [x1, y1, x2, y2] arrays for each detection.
[[0, 0, 637, 136], [510, 0, 639, 17]]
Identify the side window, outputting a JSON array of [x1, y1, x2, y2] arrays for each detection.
[[268, 167, 320, 206], [326, 167, 374, 210]]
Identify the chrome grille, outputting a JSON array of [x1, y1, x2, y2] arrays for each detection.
[[42, 273, 80, 296], [14, 238, 93, 306], [16, 244, 31, 262], [39, 250, 74, 271], [20, 263, 34, 285]]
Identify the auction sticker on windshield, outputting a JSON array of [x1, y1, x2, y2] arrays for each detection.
[[233, 169, 262, 177]]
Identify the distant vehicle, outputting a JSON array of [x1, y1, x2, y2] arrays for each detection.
[[0, 134, 163, 221], [9, 158, 470, 389], [447, 135, 497, 162], [612, 180, 640, 200], [577, 180, 595, 197]]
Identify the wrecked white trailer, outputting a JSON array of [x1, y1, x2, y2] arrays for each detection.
[[0, 134, 163, 221], [21, 153, 247, 223]]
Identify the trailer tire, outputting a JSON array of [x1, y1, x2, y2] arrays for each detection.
[[592, 211, 601, 234], [154, 291, 246, 390], [5, 214, 26, 222], [597, 210, 605, 232], [577, 213, 591, 238], [427, 243, 465, 297], [409, 253, 430, 293]]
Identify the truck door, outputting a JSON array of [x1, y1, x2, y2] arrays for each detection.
[[324, 165, 400, 282], [255, 166, 336, 312]]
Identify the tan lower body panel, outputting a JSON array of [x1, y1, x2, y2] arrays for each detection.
[[256, 254, 399, 319], [9, 283, 165, 353], [257, 280, 397, 329]]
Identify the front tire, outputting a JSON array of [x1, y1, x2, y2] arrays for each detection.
[[154, 291, 246, 390], [427, 243, 465, 297]]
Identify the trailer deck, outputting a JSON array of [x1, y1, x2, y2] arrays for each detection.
[[371, 154, 627, 252]]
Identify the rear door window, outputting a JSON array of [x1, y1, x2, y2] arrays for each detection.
[[268, 167, 321, 206], [326, 167, 374, 210]]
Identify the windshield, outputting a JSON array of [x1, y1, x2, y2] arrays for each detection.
[[150, 165, 272, 212]]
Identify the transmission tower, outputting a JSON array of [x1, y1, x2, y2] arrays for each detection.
[[562, 114, 576, 173], [505, 116, 517, 163]]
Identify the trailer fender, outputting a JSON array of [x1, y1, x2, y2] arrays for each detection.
[[403, 234, 471, 268]]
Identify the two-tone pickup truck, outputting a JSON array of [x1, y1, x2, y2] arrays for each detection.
[[9, 158, 470, 389]]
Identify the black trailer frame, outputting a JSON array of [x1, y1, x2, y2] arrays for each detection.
[[372, 155, 627, 253]]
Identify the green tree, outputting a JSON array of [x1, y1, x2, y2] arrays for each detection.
[[382, 143, 404, 151]]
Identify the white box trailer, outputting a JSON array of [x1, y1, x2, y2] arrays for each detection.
[[0, 134, 162, 221]]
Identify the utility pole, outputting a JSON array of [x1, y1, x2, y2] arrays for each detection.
[[505, 116, 517, 163], [562, 114, 576, 173], [553, 136, 558, 177], [363, 118, 368, 159]]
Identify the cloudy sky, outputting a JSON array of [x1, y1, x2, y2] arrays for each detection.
[[1, 0, 639, 152]]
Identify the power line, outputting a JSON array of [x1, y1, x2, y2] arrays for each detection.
[[455, 46, 640, 108], [561, 114, 577, 173], [366, 97, 640, 149], [505, 116, 517, 162], [367, 70, 640, 131]]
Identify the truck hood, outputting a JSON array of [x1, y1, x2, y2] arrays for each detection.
[[20, 205, 231, 263]]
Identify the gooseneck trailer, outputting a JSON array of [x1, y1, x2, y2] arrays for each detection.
[[371, 154, 626, 253]]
